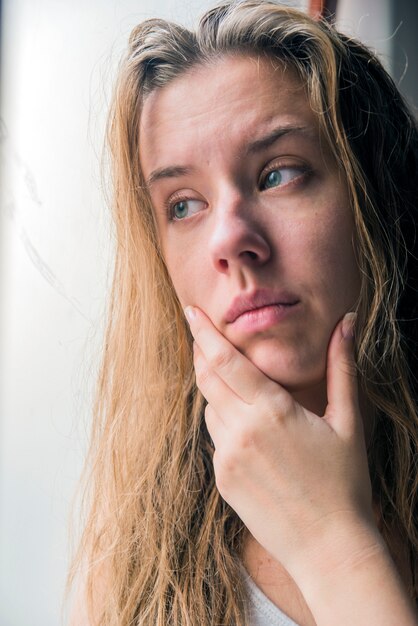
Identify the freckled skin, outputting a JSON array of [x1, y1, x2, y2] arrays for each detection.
[[139, 55, 361, 415]]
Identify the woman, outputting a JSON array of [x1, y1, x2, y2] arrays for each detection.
[[67, 1, 418, 624]]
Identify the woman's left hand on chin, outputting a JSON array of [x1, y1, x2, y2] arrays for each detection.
[[185, 305, 384, 585]]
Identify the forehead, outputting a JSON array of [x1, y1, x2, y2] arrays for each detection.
[[139, 54, 320, 175]]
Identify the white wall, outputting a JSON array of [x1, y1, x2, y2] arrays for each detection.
[[0, 1, 394, 624], [337, 0, 392, 71], [0, 2, 209, 624]]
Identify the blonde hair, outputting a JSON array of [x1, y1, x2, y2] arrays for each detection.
[[66, 1, 418, 623]]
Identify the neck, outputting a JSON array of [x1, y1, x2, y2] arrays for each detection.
[[291, 378, 328, 416]]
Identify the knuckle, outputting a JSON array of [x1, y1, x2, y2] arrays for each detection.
[[264, 392, 293, 424], [214, 427, 254, 473], [209, 346, 234, 371], [195, 363, 211, 387], [214, 442, 238, 475], [278, 392, 294, 416], [234, 425, 257, 451]]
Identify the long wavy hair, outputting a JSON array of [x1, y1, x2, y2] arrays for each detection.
[[66, 1, 418, 624]]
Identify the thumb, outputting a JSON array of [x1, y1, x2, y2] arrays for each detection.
[[324, 312, 360, 436]]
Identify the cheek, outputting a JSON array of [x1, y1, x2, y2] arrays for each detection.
[[164, 244, 208, 308], [290, 209, 359, 294], [320, 220, 360, 298]]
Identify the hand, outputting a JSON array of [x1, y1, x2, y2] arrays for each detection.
[[185, 306, 380, 582]]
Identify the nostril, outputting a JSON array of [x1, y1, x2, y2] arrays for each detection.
[[212, 231, 271, 273]]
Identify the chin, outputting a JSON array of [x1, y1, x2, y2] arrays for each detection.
[[246, 340, 328, 410]]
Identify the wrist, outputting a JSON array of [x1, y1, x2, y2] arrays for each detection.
[[288, 513, 386, 589], [290, 522, 417, 625]]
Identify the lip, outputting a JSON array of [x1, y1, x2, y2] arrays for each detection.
[[225, 289, 300, 324]]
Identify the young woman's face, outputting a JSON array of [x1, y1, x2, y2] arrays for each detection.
[[140, 55, 361, 410]]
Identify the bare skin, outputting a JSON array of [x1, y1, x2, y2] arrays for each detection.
[[140, 56, 361, 414], [186, 306, 417, 625], [243, 534, 317, 626], [242, 520, 413, 626], [141, 55, 417, 624]]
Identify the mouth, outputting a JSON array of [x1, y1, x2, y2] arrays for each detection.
[[225, 289, 300, 324]]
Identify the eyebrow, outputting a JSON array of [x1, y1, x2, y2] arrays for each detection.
[[145, 125, 310, 188], [146, 165, 194, 189], [244, 124, 309, 155]]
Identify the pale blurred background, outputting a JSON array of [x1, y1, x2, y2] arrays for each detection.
[[0, 0, 416, 624]]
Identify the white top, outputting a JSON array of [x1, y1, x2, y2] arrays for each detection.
[[243, 570, 301, 626]]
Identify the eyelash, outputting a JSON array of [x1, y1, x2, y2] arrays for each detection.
[[164, 193, 198, 221], [165, 163, 310, 221], [259, 163, 310, 190]]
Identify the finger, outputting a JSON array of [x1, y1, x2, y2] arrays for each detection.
[[186, 305, 281, 405], [324, 312, 361, 437], [194, 342, 242, 416]]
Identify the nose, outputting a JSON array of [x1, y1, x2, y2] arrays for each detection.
[[209, 200, 271, 274]]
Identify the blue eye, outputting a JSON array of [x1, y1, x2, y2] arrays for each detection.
[[261, 166, 305, 190], [265, 170, 282, 188], [173, 200, 189, 219], [169, 197, 206, 221]]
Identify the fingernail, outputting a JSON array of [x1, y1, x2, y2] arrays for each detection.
[[342, 312, 357, 340], [184, 306, 196, 324]]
